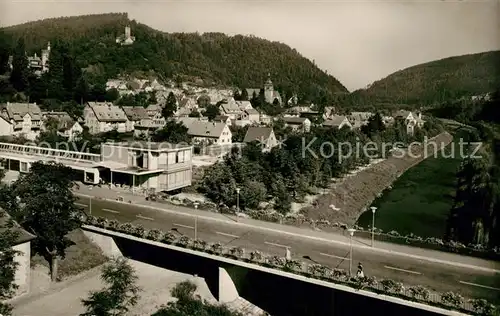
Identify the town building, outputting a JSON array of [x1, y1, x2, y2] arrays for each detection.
[[243, 127, 278, 152], [282, 117, 311, 132], [122, 106, 151, 132], [245, 74, 282, 105], [219, 100, 243, 120], [83, 102, 128, 134], [99, 141, 192, 192], [214, 115, 232, 126], [116, 26, 136, 45], [322, 115, 352, 130], [0, 211, 36, 298], [393, 110, 425, 135], [184, 121, 232, 146], [42, 111, 83, 140], [0, 102, 43, 140]]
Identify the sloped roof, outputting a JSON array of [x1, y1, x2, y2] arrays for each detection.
[[0, 210, 36, 245], [243, 127, 273, 143], [1, 102, 42, 122], [122, 106, 150, 121], [245, 108, 259, 115], [187, 121, 226, 138], [220, 102, 241, 114], [214, 115, 230, 122], [236, 101, 252, 110], [393, 110, 412, 119], [323, 115, 349, 127], [283, 117, 308, 124], [87, 102, 127, 122], [43, 111, 77, 131]]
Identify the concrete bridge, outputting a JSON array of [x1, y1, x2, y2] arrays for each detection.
[[82, 225, 467, 316]]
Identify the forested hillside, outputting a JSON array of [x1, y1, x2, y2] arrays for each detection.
[[345, 51, 500, 108], [0, 13, 347, 102]]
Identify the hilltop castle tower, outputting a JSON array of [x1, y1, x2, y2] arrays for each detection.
[[116, 25, 135, 45]]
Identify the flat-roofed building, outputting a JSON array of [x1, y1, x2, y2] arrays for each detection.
[[98, 141, 193, 192]]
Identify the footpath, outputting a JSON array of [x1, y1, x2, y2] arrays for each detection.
[[74, 184, 500, 273]]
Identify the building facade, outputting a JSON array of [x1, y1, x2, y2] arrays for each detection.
[[99, 141, 193, 192], [0, 102, 43, 140], [84, 102, 128, 134]]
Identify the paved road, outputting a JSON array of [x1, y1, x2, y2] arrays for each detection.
[[77, 197, 500, 303]]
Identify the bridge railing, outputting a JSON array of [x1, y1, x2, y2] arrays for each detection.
[[0, 142, 102, 164]]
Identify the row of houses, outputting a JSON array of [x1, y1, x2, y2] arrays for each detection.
[[0, 101, 168, 141]]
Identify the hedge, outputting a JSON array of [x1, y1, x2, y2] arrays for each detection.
[[83, 216, 498, 316]]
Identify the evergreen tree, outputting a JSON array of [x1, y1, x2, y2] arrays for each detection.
[[10, 38, 29, 91], [240, 87, 249, 101], [74, 76, 89, 105], [0, 33, 10, 75], [162, 91, 177, 119]]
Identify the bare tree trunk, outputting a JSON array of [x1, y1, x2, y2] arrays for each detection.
[[49, 250, 58, 282]]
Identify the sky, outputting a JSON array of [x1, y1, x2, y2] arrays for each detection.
[[0, 0, 499, 91]]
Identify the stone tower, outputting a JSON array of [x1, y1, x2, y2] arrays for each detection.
[[125, 26, 131, 39], [264, 73, 274, 104]]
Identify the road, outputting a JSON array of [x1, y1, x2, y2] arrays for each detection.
[[76, 197, 500, 303]]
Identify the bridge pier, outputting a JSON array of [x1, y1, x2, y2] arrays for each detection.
[[218, 267, 239, 303]]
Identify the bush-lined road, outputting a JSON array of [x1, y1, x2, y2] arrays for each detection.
[[76, 197, 500, 303]]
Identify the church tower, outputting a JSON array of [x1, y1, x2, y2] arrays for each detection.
[[264, 73, 274, 104]]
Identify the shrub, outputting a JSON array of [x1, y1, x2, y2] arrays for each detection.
[[86, 215, 99, 226], [469, 298, 496, 315], [107, 219, 120, 231], [192, 239, 208, 250], [161, 232, 177, 244], [380, 279, 404, 293], [176, 235, 191, 247], [332, 268, 348, 280], [171, 280, 197, 300], [249, 250, 264, 263], [358, 276, 377, 288], [209, 242, 223, 254], [228, 246, 244, 259], [441, 291, 464, 308], [146, 229, 162, 241], [118, 222, 135, 235], [132, 224, 145, 238], [283, 259, 302, 272], [267, 256, 286, 268], [96, 217, 108, 228], [408, 285, 430, 300]]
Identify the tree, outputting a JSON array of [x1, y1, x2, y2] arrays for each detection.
[[152, 281, 243, 316], [188, 110, 201, 118], [240, 88, 249, 101], [0, 212, 20, 316], [162, 91, 177, 119], [0, 32, 10, 75], [10, 38, 30, 91], [361, 112, 385, 138], [10, 161, 81, 281], [203, 104, 221, 121], [81, 257, 141, 316], [152, 121, 191, 144]]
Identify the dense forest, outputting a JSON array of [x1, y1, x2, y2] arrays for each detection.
[[345, 51, 500, 109], [0, 12, 347, 104]]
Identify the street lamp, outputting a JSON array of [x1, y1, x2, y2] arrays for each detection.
[[236, 187, 240, 212], [347, 228, 356, 276], [370, 206, 377, 247], [193, 202, 199, 240]]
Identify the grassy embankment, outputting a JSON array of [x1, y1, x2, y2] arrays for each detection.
[[357, 128, 473, 238]]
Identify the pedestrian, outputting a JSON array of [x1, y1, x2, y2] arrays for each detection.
[[356, 262, 364, 278], [285, 247, 292, 261]]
